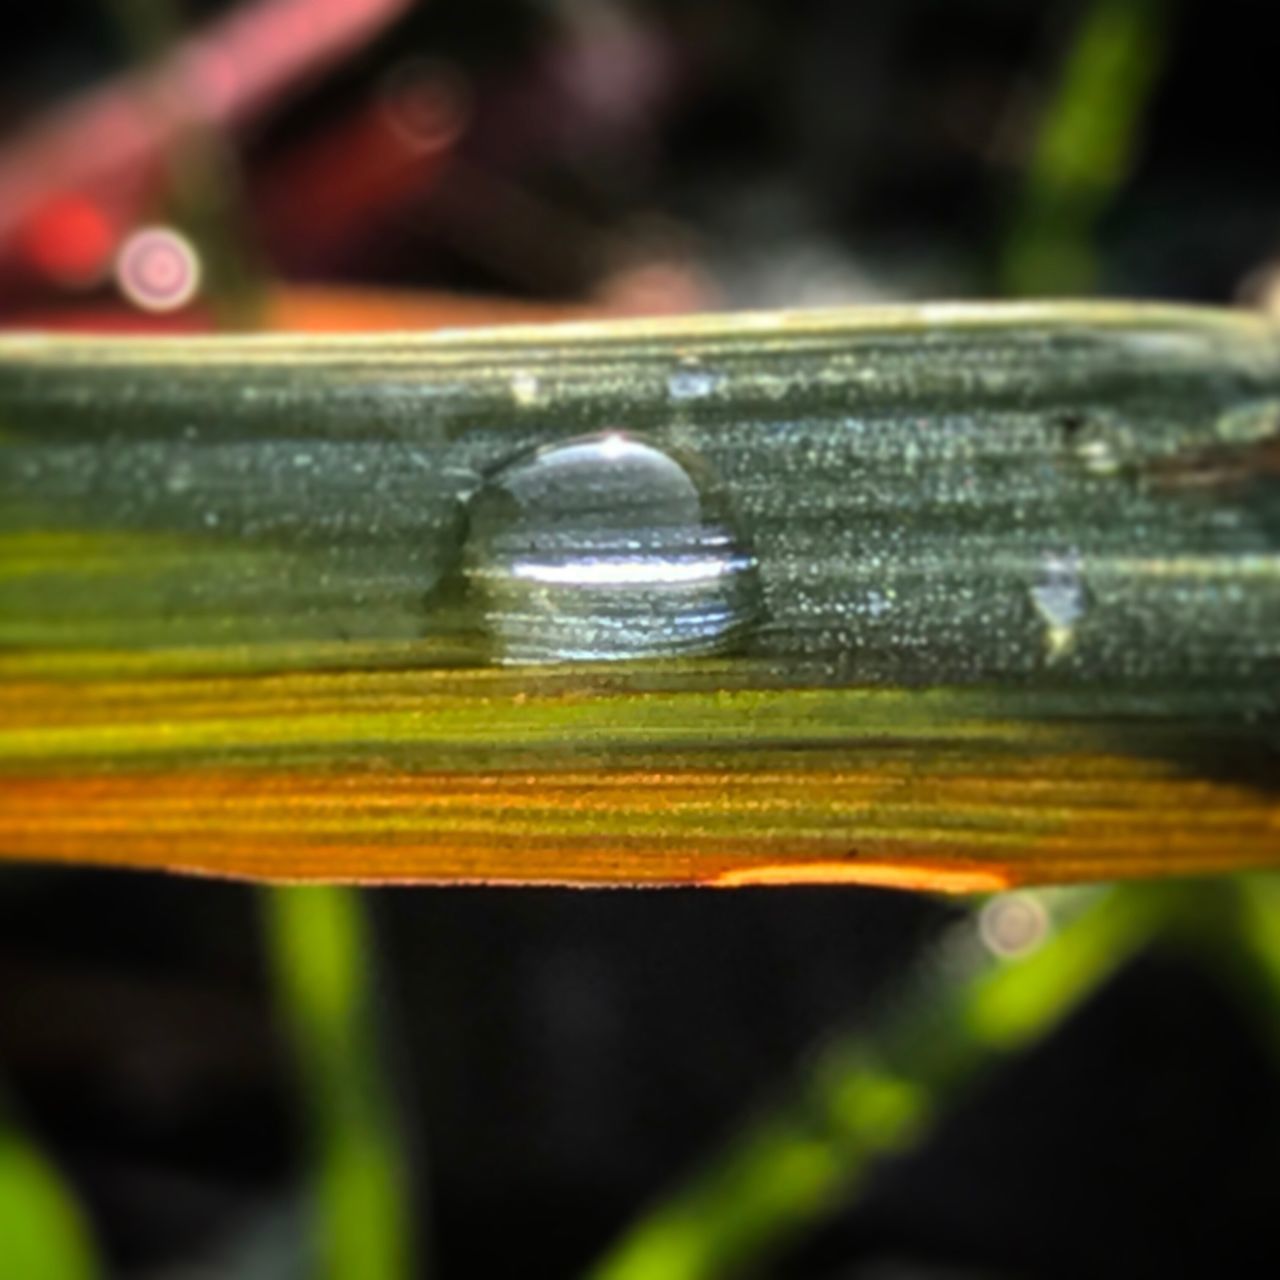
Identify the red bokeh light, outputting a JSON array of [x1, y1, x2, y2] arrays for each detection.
[[20, 194, 118, 288]]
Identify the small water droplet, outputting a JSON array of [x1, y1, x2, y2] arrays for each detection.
[[1030, 550, 1087, 661], [1063, 414, 1124, 476], [862, 589, 893, 619], [1214, 399, 1280, 445], [667, 361, 722, 401], [510, 371, 541, 406], [463, 431, 761, 664], [1075, 437, 1120, 475]]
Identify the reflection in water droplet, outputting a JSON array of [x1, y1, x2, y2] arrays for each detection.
[[1030, 550, 1087, 661], [464, 431, 761, 664]]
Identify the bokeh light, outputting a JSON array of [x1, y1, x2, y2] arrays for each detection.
[[20, 195, 117, 289], [979, 892, 1051, 959], [380, 58, 471, 154], [115, 226, 201, 313]]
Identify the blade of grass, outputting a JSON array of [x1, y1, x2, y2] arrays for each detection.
[[102, 0, 266, 326], [4, 303, 1277, 888], [585, 884, 1173, 1280], [98, 13, 423, 1272], [1211, 875, 1280, 1061], [0, 1122, 99, 1280], [264, 887, 417, 1280], [1001, 0, 1173, 294]]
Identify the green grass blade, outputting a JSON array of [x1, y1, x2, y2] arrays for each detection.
[[585, 884, 1165, 1280], [1002, 0, 1172, 294], [0, 1129, 99, 1280], [264, 886, 418, 1280]]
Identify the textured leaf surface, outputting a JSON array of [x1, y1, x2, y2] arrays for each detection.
[[1, 303, 1277, 887]]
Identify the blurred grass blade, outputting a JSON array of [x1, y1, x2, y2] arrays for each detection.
[[584, 884, 1175, 1280], [265, 887, 417, 1280], [1211, 875, 1280, 1062], [0, 1126, 99, 1280], [1002, 0, 1172, 294], [1, 303, 1277, 887]]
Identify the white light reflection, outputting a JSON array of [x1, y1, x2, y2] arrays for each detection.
[[510, 555, 740, 587]]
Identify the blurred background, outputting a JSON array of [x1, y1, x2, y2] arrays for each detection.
[[5, 0, 1280, 332], [3, 1, 1280, 1277]]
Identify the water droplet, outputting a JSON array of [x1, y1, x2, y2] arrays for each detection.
[[510, 371, 541, 406], [1030, 550, 1087, 661], [463, 431, 761, 664], [667, 361, 722, 401], [1075, 437, 1120, 475], [1062, 413, 1124, 476], [1214, 399, 1280, 445], [862, 589, 893, 619]]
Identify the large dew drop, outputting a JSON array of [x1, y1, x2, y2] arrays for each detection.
[[463, 432, 761, 664]]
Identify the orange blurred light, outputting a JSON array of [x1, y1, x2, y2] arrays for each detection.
[[712, 862, 1011, 893]]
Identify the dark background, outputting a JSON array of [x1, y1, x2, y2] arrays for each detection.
[[3, 1, 1280, 1276]]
